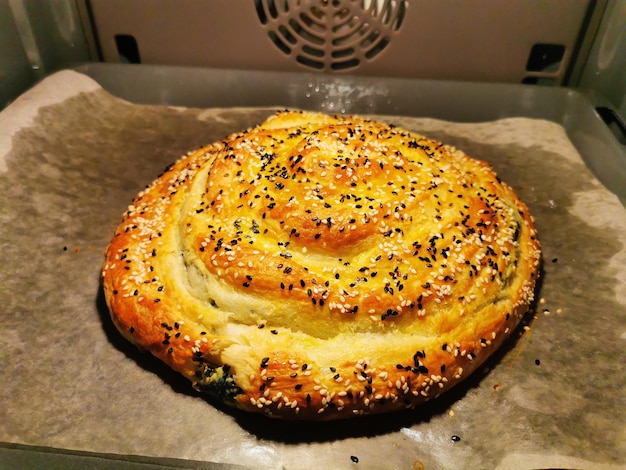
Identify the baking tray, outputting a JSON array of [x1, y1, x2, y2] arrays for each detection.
[[0, 64, 624, 469], [73, 63, 626, 205]]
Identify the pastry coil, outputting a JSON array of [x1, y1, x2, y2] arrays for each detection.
[[102, 110, 541, 420]]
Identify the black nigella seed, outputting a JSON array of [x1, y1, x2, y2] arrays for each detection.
[[535, 359, 541, 366], [350, 455, 359, 463], [451, 435, 461, 442]]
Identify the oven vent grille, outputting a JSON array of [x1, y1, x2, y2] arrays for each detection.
[[255, 0, 408, 71]]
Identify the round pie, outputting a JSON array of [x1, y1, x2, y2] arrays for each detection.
[[102, 110, 541, 420]]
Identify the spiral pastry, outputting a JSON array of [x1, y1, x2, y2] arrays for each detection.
[[102, 110, 541, 420]]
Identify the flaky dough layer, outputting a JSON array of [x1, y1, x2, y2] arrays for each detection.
[[102, 110, 541, 420]]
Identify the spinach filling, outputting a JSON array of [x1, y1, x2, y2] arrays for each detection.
[[193, 364, 243, 403]]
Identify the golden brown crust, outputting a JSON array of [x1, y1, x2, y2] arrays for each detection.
[[102, 110, 541, 420]]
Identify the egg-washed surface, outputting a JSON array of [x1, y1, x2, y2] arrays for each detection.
[[102, 109, 541, 420], [1, 71, 624, 468]]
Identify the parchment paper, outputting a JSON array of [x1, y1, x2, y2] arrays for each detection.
[[1, 71, 624, 469]]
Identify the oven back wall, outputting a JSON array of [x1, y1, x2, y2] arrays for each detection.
[[89, 0, 594, 85]]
